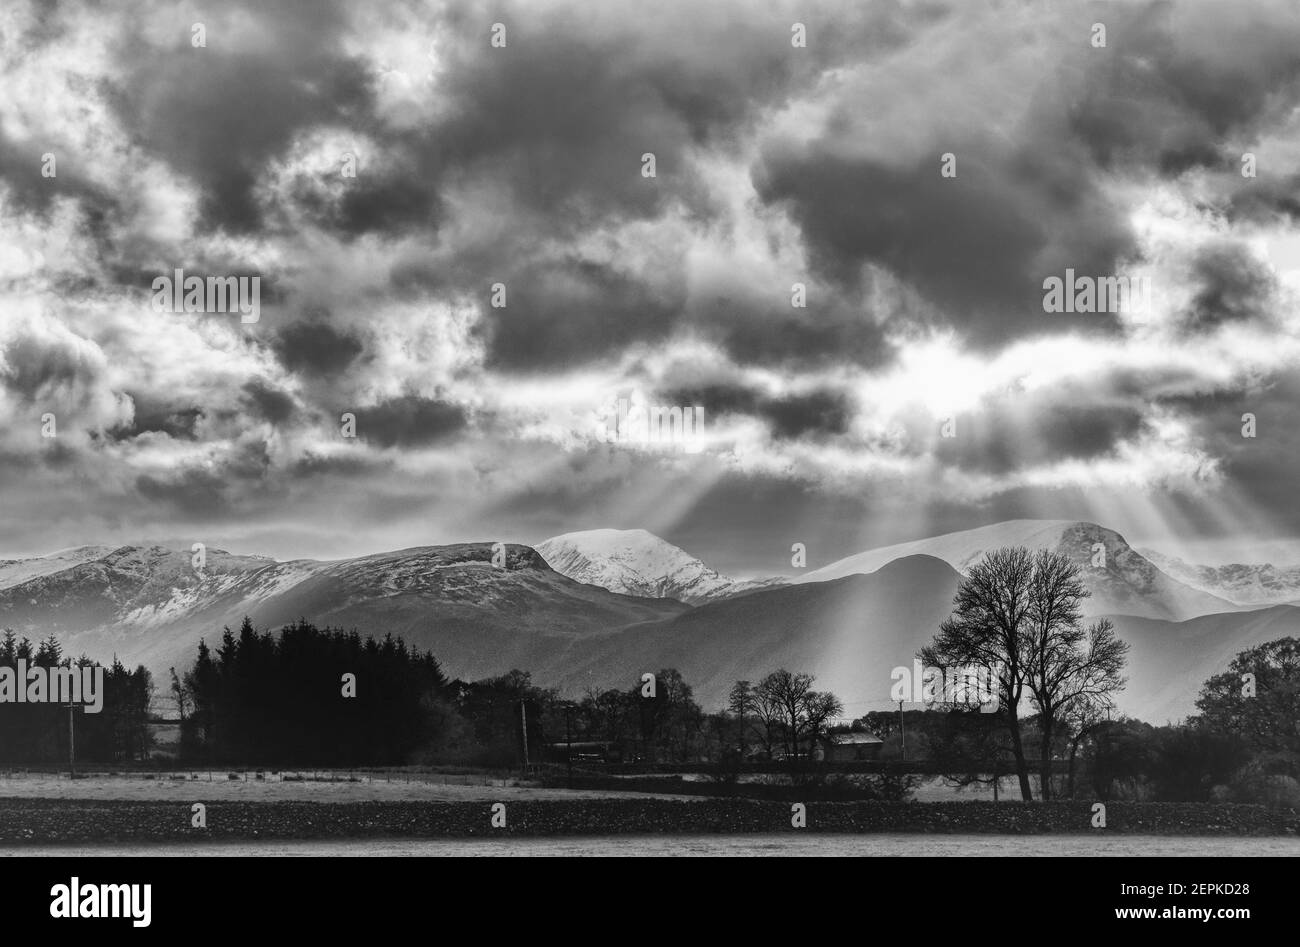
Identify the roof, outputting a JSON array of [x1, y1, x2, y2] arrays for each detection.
[[826, 733, 883, 745]]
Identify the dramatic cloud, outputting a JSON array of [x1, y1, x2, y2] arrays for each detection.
[[1, 0, 1299, 566]]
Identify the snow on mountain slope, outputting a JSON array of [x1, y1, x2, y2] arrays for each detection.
[[552, 550, 1287, 723], [0, 542, 687, 683], [1138, 548, 1300, 607], [0, 544, 284, 642], [0, 546, 117, 590], [557, 555, 964, 713], [796, 520, 1237, 621], [537, 528, 782, 604]]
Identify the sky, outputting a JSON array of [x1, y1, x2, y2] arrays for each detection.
[[2, 0, 1300, 574]]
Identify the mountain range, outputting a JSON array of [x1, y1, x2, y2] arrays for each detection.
[[0, 543, 685, 683], [536, 528, 783, 604], [794, 520, 1237, 621], [0, 520, 1294, 724], [1137, 548, 1300, 607]]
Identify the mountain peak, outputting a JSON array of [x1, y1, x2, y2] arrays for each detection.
[[537, 529, 772, 605], [796, 518, 1235, 621]]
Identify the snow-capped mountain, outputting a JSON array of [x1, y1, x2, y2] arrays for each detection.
[[0, 546, 119, 590], [0, 542, 685, 681], [1137, 549, 1300, 607], [558, 553, 1300, 724], [536, 528, 783, 605], [0, 526, 1278, 724], [795, 519, 1238, 621], [558, 554, 964, 715]]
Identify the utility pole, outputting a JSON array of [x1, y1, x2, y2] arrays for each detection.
[[520, 699, 530, 771], [564, 703, 573, 789], [898, 700, 906, 762], [64, 701, 76, 778]]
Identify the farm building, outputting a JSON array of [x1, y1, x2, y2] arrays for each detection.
[[819, 732, 884, 762]]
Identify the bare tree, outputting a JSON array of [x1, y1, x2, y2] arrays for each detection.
[[728, 680, 755, 755], [922, 546, 1037, 800], [755, 669, 842, 765], [749, 679, 784, 759], [1021, 550, 1128, 799], [1060, 694, 1113, 799], [758, 670, 812, 763], [801, 690, 844, 760], [922, 547, 1128, 801], [169, 666, 192, 723]]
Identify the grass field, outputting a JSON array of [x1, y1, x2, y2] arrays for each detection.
[[0, 771, 698, 802]]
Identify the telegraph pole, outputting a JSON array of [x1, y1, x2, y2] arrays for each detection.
[[64, 701, 77, 778], [564, 703, 573, 788], [898, 700, 906, 762], [519, 699, 530, 771]]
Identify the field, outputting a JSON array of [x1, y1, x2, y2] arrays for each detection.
[[0, 770, 697, 803], [10, 835, 1300, 857]]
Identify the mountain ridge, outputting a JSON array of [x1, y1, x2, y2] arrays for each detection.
[[537, 528, 784, 604], [796, 519, 1237, 621], [1138, 548, 1300, 607], [0, 542, 687, 683], [0, 522, 1283, 724]]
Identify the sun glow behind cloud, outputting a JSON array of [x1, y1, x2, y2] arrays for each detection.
[[2, 0, 1300, 565]]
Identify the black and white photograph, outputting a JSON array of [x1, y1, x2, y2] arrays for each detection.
[[0, 0, 1296, 918]]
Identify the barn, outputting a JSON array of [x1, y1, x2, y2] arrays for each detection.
[[819, 732, 884, 762]]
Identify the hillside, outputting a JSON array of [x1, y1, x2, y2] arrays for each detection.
[[0, 543, 686, 682], [554, 555, 963, 712], [797, 520, 1236, 621], [537, 528, 783, 604]]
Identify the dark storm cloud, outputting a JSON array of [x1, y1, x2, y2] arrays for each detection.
[[110, 0, 371, 233], [289, 451, 383, 479], [226, 436, 276, 480], [0, 326, 119, 433], [0, 129, 114, 218], [754, 148, 1133, 344], [422, 2, 836, 225], [665, 383, 851, 440], [933, 395, 1148, 475], [480, 260, 682, 371], [1180, 241, 1277, 334], [135, 467, 229, 516], [6, 0, 1300, 562], [663, 383, 763, 416], [109, 397, 203, 442], [255, 1, 944, 372], [688, 285, 893, 369], [763, 390, 852, 439], [753, 0, 1300, 349], [286, 3, 826, 244], [241, 380, 296, 425], [1072, 1, 1300, 163], [0, 331, 93, 402], [1159, 370, 1300, 531], [274, 320, 364, 376], [357, 396, 467, 448], [1226, 172, 1300, 223], [301, 161, 445, 238], [135, 433, 282, 514]]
